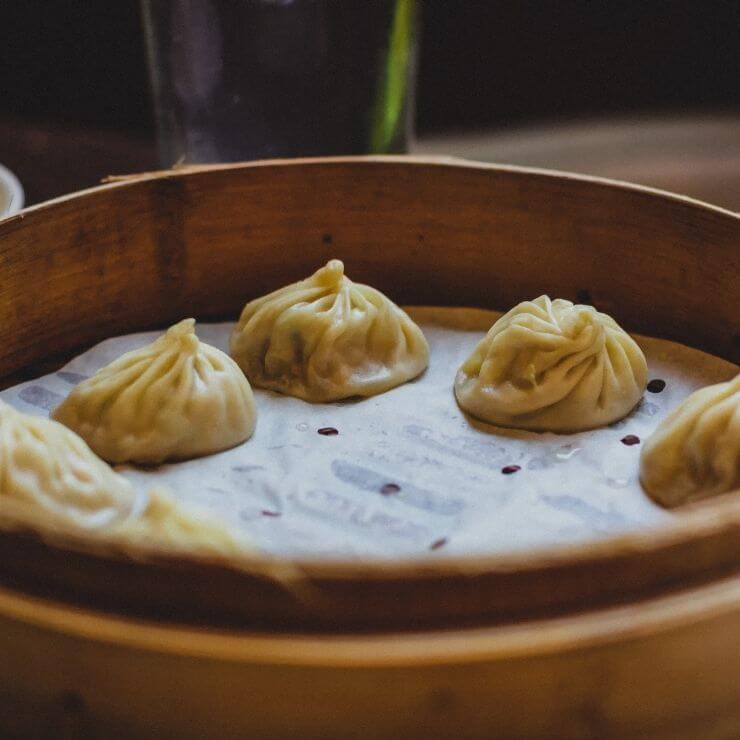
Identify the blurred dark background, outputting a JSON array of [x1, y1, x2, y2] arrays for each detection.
[[1, 1, 739, 205]]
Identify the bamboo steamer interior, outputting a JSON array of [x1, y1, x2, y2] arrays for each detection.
[[0, 156, 739, 737], [0, 156, 738, 632]]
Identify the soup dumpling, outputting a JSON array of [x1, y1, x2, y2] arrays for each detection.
[[0, 401, 248, 555], [640, 374, 740, 507], [230, 259, 429, 402], [454, 295, 648, 432], [53, 319, 256, 464]]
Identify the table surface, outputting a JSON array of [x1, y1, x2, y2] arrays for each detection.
[[2, 113, 739, 212], [416, 114, 740, 213]]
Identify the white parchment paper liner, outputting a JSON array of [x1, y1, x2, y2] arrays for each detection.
[[2, 307, 736, 561]]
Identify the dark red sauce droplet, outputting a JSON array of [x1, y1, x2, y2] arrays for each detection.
[[621, 434, 641, 446], [380, 483, 401, 495], [318, 427, 339, 436], [501, 465, 521, 475], [261, 510, 281, 517], [647, 379, 666, 393], [430, 537, 448, 551]]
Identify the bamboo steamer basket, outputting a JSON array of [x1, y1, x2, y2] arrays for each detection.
[[0, 157, 738, 738]]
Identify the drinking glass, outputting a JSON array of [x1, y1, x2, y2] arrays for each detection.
[[141, 0, 418, 166]]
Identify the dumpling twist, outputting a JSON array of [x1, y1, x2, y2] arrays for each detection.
[[0, 402, 248, 555], [230, 259, 429, 401], [640, 375, 740, 507], [53, 319, 256, 464], [454, 295, 647, 432]]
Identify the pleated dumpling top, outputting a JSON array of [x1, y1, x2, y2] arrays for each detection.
[[640, 374, 740, 507], [53, 319, 256, 464], [230, 259, 429, 402], [454, 295, 648, 432]]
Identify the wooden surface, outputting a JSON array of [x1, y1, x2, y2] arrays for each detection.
[[416, 114, 740, 213], [3, 575, 740, 738], [2, 157, 738, 374], [0, 156, 739, 737]]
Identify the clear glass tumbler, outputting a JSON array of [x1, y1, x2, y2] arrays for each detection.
[[141, 0, 418, 166]]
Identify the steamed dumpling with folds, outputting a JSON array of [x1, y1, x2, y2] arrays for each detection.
[[230, 259, 429, 401], [454, 295, 648, 432], [0, 399, 143, 529], [53, 319, 256, 464], [0, 401, 247, 555], [640, 375, 740, 507]]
